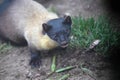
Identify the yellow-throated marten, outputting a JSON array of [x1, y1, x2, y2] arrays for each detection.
[[0, 0, 72, 67]]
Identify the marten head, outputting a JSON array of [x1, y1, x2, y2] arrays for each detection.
[[42, 15, 72, 48]]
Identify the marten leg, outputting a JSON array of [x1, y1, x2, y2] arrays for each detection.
[[29, 49, 41, 68]]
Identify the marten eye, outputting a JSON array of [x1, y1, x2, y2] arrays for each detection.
[[65, 29, 70, 36], [52, 34, 57, 40], [66, 29, 69, 33]]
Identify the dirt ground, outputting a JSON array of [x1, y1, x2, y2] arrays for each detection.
[[38, 0, 107, 17], [0, 0, 117, 80]]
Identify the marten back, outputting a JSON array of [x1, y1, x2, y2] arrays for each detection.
[[0, 0, 28, 45], [0, 0, 50, 45]]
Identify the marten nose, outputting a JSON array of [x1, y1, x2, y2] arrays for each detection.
[[60, 41, 68, 48]]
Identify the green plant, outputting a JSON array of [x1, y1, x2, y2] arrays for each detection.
[[0, 43, 12, 53], [48, 6, 57, 13], [70, 16, 120, 55]]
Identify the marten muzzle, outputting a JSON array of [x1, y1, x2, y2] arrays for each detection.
[[60, 41, 68, 48]]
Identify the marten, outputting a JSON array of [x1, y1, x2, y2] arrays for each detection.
[[0, 0, 72, 67]]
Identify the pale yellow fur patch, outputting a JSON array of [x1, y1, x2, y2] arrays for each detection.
[[24, 26, 58, 50]]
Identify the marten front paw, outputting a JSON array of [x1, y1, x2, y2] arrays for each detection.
[[29, 50, 41, 68], [29, 57, 41, 68]]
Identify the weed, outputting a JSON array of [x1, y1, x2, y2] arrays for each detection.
[[0, 43, 12, 54], [70, 16, 120, 55]]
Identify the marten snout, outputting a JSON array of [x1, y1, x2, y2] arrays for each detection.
[[60, 41, 68, 48]]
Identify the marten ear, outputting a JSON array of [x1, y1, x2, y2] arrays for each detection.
[[63, 16, 72, 25], [42, 23, 52, 32]]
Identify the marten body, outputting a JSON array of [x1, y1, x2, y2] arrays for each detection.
[[0, 0, 72, 67]]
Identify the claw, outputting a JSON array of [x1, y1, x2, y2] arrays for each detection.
[[29, 57, 41, 68]]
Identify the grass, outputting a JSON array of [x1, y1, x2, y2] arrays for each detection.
[[48, 6, 57, 14], [70, 16, 120, 55], [0, 43, 12, 54]]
